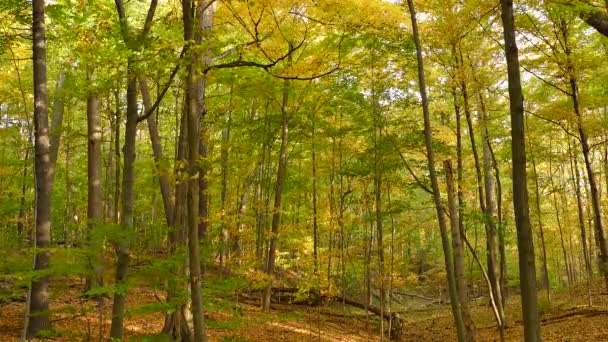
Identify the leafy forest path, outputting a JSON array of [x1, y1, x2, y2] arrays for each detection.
[[3, 277, 608, 341]]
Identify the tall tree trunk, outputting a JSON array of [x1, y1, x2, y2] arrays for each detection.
[[184, 0, 206, 339], [406, 1, 468, 340], [499, 1, 541, 340], [86, 81, 104, 290], [312, 111, 319, 274], [560, 19, 608, 290], [163, 104, 191, 340], [529, 138, 550, 298], [548, 142, 572, 288], [371, 64, 386, 324], [109, 61, 138, 340], [219, 90, 232, 270], [487, 140, 507, 305], [113, 88, 121, 224], [445, 160, 475, 342], [197, 1, 214, 246], [568, 138, 593, 305], [49, 71, 66, 177], [262, 75, 290, 312], [109, 0, 159, 337], [140, 79, 174, 227], [479, 93, 505, 323], [26, 0, 52, 336]]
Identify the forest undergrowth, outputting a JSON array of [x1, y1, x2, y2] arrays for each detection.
[[3, 272, 608, 341]]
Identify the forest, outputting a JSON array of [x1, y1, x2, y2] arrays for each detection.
[[3, 0, 608, 341]]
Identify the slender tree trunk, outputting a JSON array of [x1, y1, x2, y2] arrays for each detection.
[[561, 20, 608, 290], [109, 2, 161, 334], [109, 61, 138, 340], [184, 0, 206, 339], [104, 98, 114, 222], [197, 1, 214, 249], [529, 139, 550, 298], [479, 91, 505, 325], [163, 105, 191, 340], [445, 160, 475, 342], [312, 111, 319, 274], [17, 143, 29, 239], [548, 142, 572, 288], [499, 1, 541, 339], [86, 81, 104, 290], [220, 91, 232, 270], [487, 140, 507, 305], [140, 79, 174, 227], [262, 74, 290, 311], [568, 138, 593, 305], [49, 71, 66, 176], [406, 1, 467, 340], [371, 71, 386, 324], [26, 0, 52, 336], [235, 166, 256, 260], [452, 83, 470, 288], [113, 88, 121, 224]]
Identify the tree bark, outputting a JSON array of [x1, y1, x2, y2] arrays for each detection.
[[139, 79, 175, 227], [529, 138, 550, 298], [406, 1, 468, 340], [109, 62, 138, 341], [183, 0, 206, 340], [548, 142, 572, 287], [49, 70, 66, 176], [479, 93, 505, 323], [262, 75, 290, 312], [110, 0, 159, 337], [445, 160, 475, 342], [219, 94, 232, 270], [312, 111, 319, 274], [499, 0, 541, 340], [568, 138, 593, 305], [560, 18, 608, 290], [26, 0, 52, 336], [86, 82, 104, 290]]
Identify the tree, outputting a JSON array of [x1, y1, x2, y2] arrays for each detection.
[[405, 1, 469, 341], [499, 0, 541, 340], [26, 0, 52, 337]]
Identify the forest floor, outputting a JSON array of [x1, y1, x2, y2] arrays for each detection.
[[3, 277, 608, 341]]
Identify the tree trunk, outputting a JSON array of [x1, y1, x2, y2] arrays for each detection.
[[560, 19, 608, 290], [140, 79, 174, 227], [548, 141, 572, 288], [445, 160, 475, 342], [219, 90, 232, 270], [26, 0, 52, 336], [49, 70, 66, 177], [163, 103, 191, 340], [183, 0, 206, 340], [262, 75, 290, 312], [109, 62, 138, 340], [479, 93, 505, 323], [568, 138, 593, 305], [499, 1, 541, 340], [109, 1, 161, 334], [86, 82, 104, 290], [530, 139, 550, 298], [406, 1, 468, 340], [113, 88, 121, 224], [312, 111, 319, 274]]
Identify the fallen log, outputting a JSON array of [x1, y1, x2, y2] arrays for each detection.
[[339, 297, 403, 341], [241, 287, 403, 340], [391, 290, 445, 304]]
